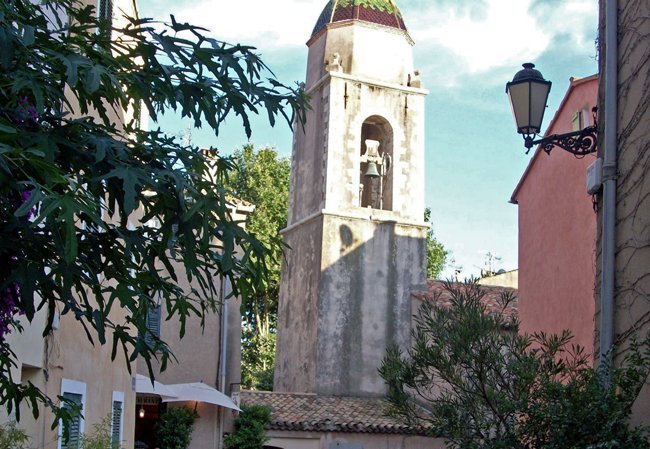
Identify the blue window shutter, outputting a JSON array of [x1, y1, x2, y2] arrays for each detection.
[[61, 392, 83, 449], [97, 0, 113, 39], [111, 400, 122, 449], [145, 303, 161, 347], [98, 0, 113, 22]]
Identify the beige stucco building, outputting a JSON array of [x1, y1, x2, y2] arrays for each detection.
[[2, 2, 140, 448], [133, 195, 250, 449], [3, 2, 242, 449]]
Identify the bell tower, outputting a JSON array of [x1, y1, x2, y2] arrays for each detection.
[[274, 0, 428, 397]]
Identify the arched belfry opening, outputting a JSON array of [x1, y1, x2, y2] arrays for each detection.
[[359, 115, 393, 210]]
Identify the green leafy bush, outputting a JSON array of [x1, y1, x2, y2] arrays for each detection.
[[155, 407, 198, 449], [380, 280, 650, 449], [0, 421, 31, 449], [224, 405, 271, 449], [79, 416, 116, 449]]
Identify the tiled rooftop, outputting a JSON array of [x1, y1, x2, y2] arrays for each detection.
[[412, 280, 519, 325], [240, 391, 426, 435], [311, 0, 408, 38]]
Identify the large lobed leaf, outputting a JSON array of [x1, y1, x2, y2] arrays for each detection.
[[0, 0, 306, 424]]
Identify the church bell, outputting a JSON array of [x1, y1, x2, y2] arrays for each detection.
[[364, 161, 380, 178]]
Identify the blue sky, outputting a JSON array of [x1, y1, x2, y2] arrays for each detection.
[[136, 0, 599, 278]]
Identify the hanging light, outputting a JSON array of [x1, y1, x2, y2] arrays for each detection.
[[506, 63, 552, 137], [139, 406, 145, 418], [506, 63, 597, 155]]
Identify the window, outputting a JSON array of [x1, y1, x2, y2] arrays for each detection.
[[144, 295, 162, 347], [97, 0, 113, 40], [359, 116, 394, 211], [98, 0, 113, 23], [59, 379, 86, 449], [572, 108, 590, 132], [111, 392, 124, 449]]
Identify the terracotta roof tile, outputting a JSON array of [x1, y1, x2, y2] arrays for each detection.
[[240, 391, 427, 435], [311, 0, 408, 38], [412, 280, 518, 325]]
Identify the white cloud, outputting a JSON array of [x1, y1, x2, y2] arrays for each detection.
[[407, 0, 597, 86], [152, 0, 318, 50], [409, 1, 548, 74], [138, 0, 597, 86]]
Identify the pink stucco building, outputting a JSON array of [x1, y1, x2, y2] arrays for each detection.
[[511, 75, 598, 357]]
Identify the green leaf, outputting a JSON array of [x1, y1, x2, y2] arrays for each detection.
[[0, 123, 17, 134], [64, 219, 78, 264], [14, 188, 42, 217], [84, 65, 102, 93], [22, 24, 34, 46]]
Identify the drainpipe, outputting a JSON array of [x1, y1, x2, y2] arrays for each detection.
[[599, 0, 618, 372], [216, 276, 229, 449]]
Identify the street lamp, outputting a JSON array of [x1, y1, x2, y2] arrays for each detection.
[[506, 63, 598, 155]]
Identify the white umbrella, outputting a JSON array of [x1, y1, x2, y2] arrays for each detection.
[[162, 382, 241, 411], [134, 374, 178, 399]]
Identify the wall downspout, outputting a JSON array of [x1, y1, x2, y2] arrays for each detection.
[[217, 276, 229, 449], [599, 0, 618, 372]]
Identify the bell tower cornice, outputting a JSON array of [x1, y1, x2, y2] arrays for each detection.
[[305, 70, 429, 98]]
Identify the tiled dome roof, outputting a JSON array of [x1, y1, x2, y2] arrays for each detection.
[[311, 0, 407, 38]]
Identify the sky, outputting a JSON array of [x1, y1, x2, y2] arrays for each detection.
[[136, 0, 599, 278]]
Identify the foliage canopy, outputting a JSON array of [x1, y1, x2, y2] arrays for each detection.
[[0, 0, 305, 423], [424, 207, 447, 279], [380, 280, 650, 449], [226, 145, 290, 391], [224, 404, 272, 449]]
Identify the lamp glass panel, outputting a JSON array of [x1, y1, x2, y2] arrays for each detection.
[[529, 82, 551, 134], [507, 82, 531, 134]]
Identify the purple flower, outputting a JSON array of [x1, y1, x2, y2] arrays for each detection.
[[0, 284, 20, 343], [20, 190, 36, 220], [14, 96, 39, 125]]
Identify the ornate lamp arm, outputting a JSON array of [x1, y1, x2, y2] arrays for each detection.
[[524, 107, 598, 156]]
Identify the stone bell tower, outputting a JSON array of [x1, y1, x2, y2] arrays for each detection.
[[274, 0, 428, 397]]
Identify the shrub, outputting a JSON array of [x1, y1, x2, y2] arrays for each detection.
[[380, 279, 650, 449], [0, 421, 30, 449], [224, 405, 271, 449], [79, 416, 116, 449], [155, 407, 198, 449]]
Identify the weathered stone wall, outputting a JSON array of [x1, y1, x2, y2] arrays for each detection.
[[315, 214, 426, 396], [596, 0, 650, 425], [275, 18, 428, 397], [325, 75, 426, 221], [274, 213, 426, 396], [274, 216, 324, 393], [288, 81, 328, 225]]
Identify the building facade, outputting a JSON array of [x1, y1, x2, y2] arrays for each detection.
[[511, 75, 598, 355], [2, 3, 242, 449], [596, 0, 650, 425]]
